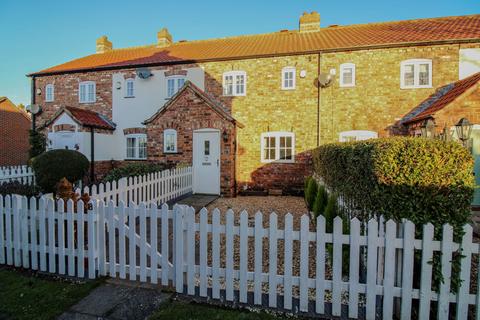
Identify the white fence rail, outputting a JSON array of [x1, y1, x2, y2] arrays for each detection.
[[79, 166, 193, 205], [1, 196, 479, 319], [0, 166, 34, 185]]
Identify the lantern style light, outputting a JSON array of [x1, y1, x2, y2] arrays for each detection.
[[455, 118, 472, 144], [222, 130, 229, 143], [420, 119, 435, 138]]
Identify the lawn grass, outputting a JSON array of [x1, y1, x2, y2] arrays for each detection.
[[0, 267, 103, 320], [150, 299, 288, 319]]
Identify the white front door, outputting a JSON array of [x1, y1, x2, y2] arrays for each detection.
[[193, 129, 221, 195]]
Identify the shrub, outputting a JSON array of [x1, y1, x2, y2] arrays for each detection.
[[313, 137, 474, 236], [31, 150, 89, 193], [324, 193, 338, 233], [28, 130, 46, 159], [102, 162, 172, 183], [304, 177, 318, 210], [0, 181, 41, 198], [312, 185, 328, 219], [313, 137, 475, 291]]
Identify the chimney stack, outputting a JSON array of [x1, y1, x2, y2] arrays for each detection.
[[157, 28, 173, 47], [299, 11, 320, 33], [96, 35, 112, 53]]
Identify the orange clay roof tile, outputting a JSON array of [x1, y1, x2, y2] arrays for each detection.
[[32, 15, 480, 75]]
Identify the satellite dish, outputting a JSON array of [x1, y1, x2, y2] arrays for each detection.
[[318, 73, 334, 88], [136, 68, 153, 79]]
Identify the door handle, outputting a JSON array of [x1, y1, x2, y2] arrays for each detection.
[[217, 159, 219, 167]]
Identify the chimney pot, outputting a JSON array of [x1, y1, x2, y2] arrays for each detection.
[[157, 28, 173, 47], [96, 35, 112, 53], [299, 11, 320, 33]]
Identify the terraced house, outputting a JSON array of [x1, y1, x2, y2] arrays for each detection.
[[30, 12, 480, 196]]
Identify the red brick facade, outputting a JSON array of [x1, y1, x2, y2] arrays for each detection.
[[145, 85, 237, 196], [0, 98, 31, 166]]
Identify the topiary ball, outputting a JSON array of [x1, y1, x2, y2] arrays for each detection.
[[31, 149, 89, 193]]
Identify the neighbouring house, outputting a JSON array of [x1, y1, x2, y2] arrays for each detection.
[[0, 97, 30, 166], [28, 13, 480, 196], [397, 71, 480, 205]]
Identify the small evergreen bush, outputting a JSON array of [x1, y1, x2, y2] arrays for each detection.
[[31, 150, 89, 193], [304, 177, 318, 210], [312, 184, 328, 219], [28, 130, 46, 159]]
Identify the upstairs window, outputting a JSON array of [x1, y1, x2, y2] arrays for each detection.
[[282, 67, 296, 90], [340, 63, 356, 87], [223, 71, 246, 96], [400, 59, 432, 89], [45, 84, 54, 102], [166, 76, 186, 98], [163, 129, 177, 153], [126, 134, 147, 160], [125, 78, 134, 97], [79, 81, 96, 103], [339, 130, 378, 142], [261, 132, 295, 163]]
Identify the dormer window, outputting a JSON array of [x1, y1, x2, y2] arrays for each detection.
[[79, 81, 96, 103], [166, 76, 186, 98], [45, 84, 54, 102], [223, 71, 246, 96], [400, 59, 432, 89], [340, 63, 356, 87], [125, 78, 134, 97]]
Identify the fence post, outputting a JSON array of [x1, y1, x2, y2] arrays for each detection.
[[87, 200, 98, 279]]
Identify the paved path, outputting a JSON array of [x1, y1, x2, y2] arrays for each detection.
[[58, 279, 171, 320], [168, 194, 219, 212]]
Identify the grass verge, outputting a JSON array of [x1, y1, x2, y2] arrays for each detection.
[[150, 299, 288, 319], [0, 266, 103, 320]]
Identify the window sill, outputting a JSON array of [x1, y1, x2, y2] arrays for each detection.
[[125, 158, 147, 161], [400, 85, 432, 90], [124, 96, 135, 99], [45, 100, 54, 103], [164, 151, 181, 154], [340, 84, 355, 88], [261, 159, 295, 164], [281, 87, 296, 91], [79, 101, 96, 104]]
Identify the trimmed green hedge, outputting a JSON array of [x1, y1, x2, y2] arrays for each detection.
[[313, 137, 475, 237], [102, 162, 173, 183]]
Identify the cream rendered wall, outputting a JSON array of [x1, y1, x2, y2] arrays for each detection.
[[460, 48, 480, 79], [47, 113, 117, 161], [111, 67, 205, 160]]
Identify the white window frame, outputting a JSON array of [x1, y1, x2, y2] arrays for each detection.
[[281, 67, 296, 90], [260, 131, 295, 163], [166, 76, 186, 98], [339, 63, 356, 87], [339, 130, 378, 142], [79, 81, 96, 103], [223, 71, 246, 96], [400, 59, 432, 89], [125, 134, 147, 160], [163, 129, 177, 153], [125, 78, 134, 98], [45, 84, 55, 102]]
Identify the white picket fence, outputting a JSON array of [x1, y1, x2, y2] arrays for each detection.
[[1, 195, 479, 319], [0, 166, 34, 185], [79, 166, 193, 205]]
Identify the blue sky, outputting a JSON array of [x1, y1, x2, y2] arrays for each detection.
[[0, 0, 477, 105]]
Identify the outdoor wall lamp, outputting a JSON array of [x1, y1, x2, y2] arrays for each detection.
[[420, 119, 435, 138], [455, 118, 473, 148], [26, 104, 42, 132], [222, 130, 229, 143]]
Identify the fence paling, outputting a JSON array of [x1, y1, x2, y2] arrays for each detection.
[[0, 165, 34, 185], [2, 197, 480, 320], [83, 166, 193, 206]]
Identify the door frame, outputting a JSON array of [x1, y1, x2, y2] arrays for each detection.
[[192, 128, 221, 195]]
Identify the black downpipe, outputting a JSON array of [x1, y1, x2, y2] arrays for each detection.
[[317, 53, 321, 146], [31, 76, 36, 131], [90, 127, 95, 182]]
